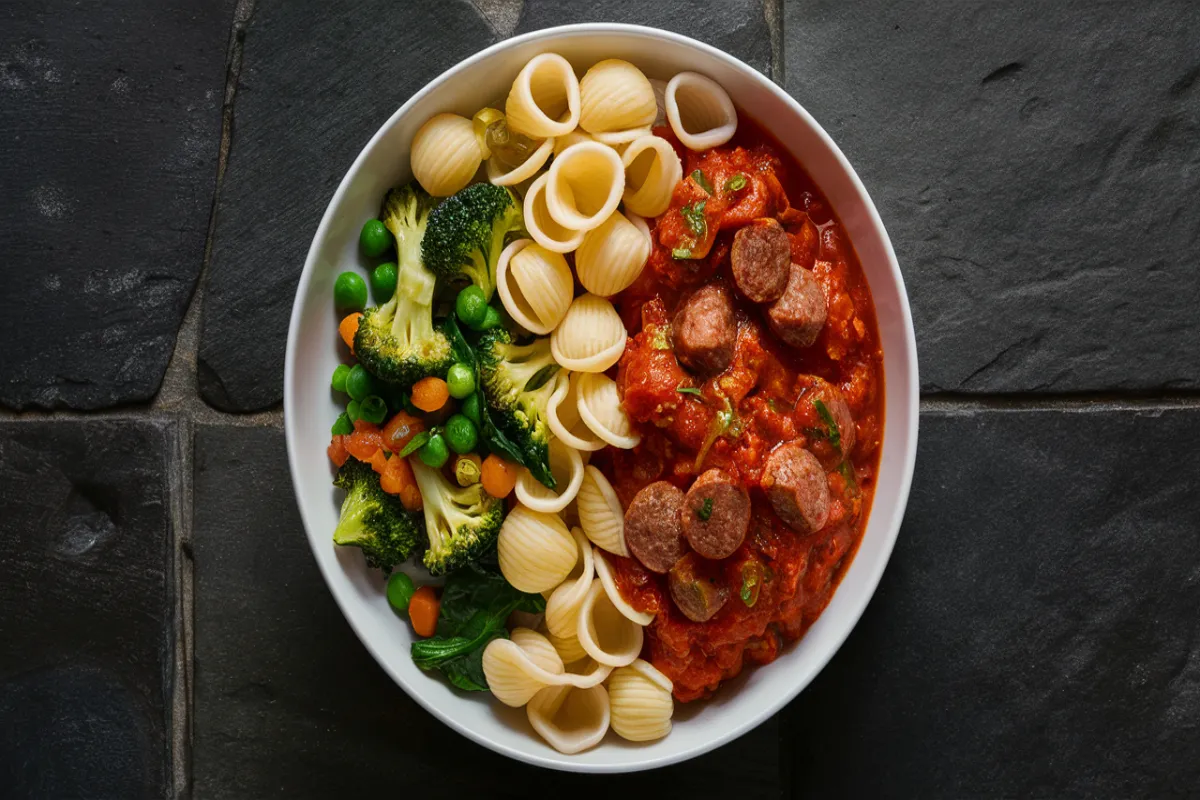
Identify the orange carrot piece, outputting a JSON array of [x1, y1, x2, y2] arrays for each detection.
[[339, 313, 362, 351], [408, 586, 440, 638], [381, 411, 425, 453], [410, 377, 450, 412], [480, 454, 518, 499]]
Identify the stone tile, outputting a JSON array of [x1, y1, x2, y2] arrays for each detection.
[[0, 1, 232, 410], [784, 1, 1200, 393], [0, 419, 176, 797], [785, 408, 1200, 798], [516, 0, 773, 76], [198, 1, 498, 411], [193, 425, 786, 796]]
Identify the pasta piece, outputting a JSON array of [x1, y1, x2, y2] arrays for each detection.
[[497, 240, 574, 335], [622, 134, 683, 218], [516, 439, 586, 513], [593, 547, 654, 625], [665, 72, 738, 151], [510, 627, 567, 674], [545, 141, 625, 232], [576, 465, 628, 557], [649, 78, 668, 127], [607, 659, 674, 742], [547, 372, 606, 452], [527, 683, 610, 755], [523, 173, 585, 254], [498, 505, 578, 593], [483, 628, 563, 707], [410, 113, 483, 197], [591, 126, 652, 146], [487, 135, 555, 186], [553, 129, 597, 157], [577, 580, 643, 667], [575, 211, 651, 297], [551, 294, 626, 373], [545, 627, 589, 665], [579, 59, 657, 134], [577, 372, 641, 450], [544, 529, 595, 638], [505, 53, 581, 139]]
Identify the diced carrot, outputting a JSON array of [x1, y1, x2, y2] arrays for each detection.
[[410, 377, 450, 412], [399, 484, 423, 512], [408, 586, 440, 638], [352, 419, 381, 435], [339, 312, 362, 352], [380, 455, 420, 510], [381, 411, 425, 453], [327, 435, 349, 467], [369, 448, 389, 475], [344, 419, 385, 461], [480, 454, 518, 499]]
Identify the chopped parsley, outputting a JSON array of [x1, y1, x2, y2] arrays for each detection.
[[695, 497, 714, 521], [690, 169, 713, 195], [724, 173, 748, 192], [398, 431, 431, 457], [676, 386, 703, 399], [671, 247, 693, 260], [681, 200, 707, 238], [813, 398, 842, 452]]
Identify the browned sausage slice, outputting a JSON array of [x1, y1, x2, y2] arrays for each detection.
[[731, 218, 790, 302], [682, 469, 750, 560], [623, 481, 688, 573], [760, 441, 830, 533], [672, 283, 737, 374], [668, 553, 730, 622], [768, 264, 827, 348]]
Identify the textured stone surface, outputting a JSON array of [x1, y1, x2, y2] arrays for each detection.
[[785, 1, 1200, 393], [193, 425, 785, 796], [0, 1, 231, 410], [517, 0, 773, 76], [198, 1, 497, 411], [786, 408, 1200, 798], [0, 419, 175, 797]]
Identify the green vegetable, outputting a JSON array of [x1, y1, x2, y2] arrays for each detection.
[[398, 430, 431, 458], [740, 562, 764, 607], [724, 173, 747, 192], [387, 572, 416, 613], [455, 455, 482, 487], [681, 200, 707, 238], [345, 364, 377, 402], [332, 459, 423, 572], [358, 395, 388, 424], [445, 414, 479, 454], [455, 285, 489, 329], [371, 261, 398, 303], [346, 399, 362, 422], [461, 392, 482, 426], [446, 362, 476, 399], [334, 271, 368, 312], [476, 327, 560, 488], [410, 563, 545, 691], [419, 432, 450, 468], [690, 169, 713, 195], [409, 458, 506, 576], [445, 317, 529, 470], [813, 398, 842, 452], [331, 364, 351, 393], [676, 385, 703, 399], [695, 497, 713, 521], [422, 182, 524, 300], [672, 247, 693, 260], [331, 412, 354, 436], [480, 305, 503, 330], [354, 184, 455, 387], [359, 219, 392, 258]]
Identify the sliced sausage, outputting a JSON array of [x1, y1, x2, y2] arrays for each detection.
[[672, 283, 737, 375], [682, 469, 751, 560], [668, 553, 730, 622], [731, 218, 790, 303], [760, 441, 830, 534], [768, 264, 827, 348], [623, 481, 688, 573], [800, 376, 856, 457]]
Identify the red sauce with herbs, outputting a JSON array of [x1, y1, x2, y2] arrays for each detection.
[[594, 117, 884, 703]]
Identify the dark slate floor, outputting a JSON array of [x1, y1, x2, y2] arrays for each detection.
[[2, 1, 1199, 798]]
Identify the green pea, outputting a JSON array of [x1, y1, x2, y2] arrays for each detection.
[[456, 285, 488, 329], [371, 262, 398, 303], [446, 363, 475, 400], [359, 395, 388, 424], [479, 305, 502, 331], [346, 399, 362, 422], [387, 572, 416, 613], [331, 364, 351, 393], [330, 412, 354, 436], [359, 219, 392, 258], [418, 433, 450, 468], [345, 364, 376, 402], [444, 414, 478, 455], [334, 271, 368, 312], [461, 393, 482, 427]]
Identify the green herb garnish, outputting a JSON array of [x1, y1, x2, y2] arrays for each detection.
[[681, 200, 707, 238], [724, 173, 747, 192], [398, 430, 432, 457], [696, 497, 714, 521], [691, 169, 713, 194], [813, 398, 842, 452], [672, 247, 693, 259], [740, 562, 764, 607], [676, 386, 703, 399], [330, 412, 354, 436], [651, 325, 672, 350], [524, 363, 560, 392]]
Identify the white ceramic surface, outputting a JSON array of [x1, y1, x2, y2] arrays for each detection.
[[284, 24, 918, 773]]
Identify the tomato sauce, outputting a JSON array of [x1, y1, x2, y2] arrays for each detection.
[[597, 117, 885, 702]]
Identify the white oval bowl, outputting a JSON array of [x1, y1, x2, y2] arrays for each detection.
[[284, 23, 918, 773]]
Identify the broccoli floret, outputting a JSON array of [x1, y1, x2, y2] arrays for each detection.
[[421, 183, 523, 300], [476, 327, 560, 488], [409, 458, 504, 575], [354, 184, 454, 386], [332, 459, 424, 572]]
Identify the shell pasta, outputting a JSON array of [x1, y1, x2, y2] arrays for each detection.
[[665, 71, 738, 151], [498, 505, 578, 593], [576, 466, 629, 558], [527, 683, 611, 755], [575, 211, 651, 297], [515, 439, 585, 515], [577, 580, 643, 667], [579, 59, 657, 133], [576, 372, 640, 450], [411, 113, 483, 197], [547, 372, 607, 452], [497, 240, 574, 335], [622, 134, 683, 217], [545, 141, 625, 231], [505, 53, 581, 139], [551, 294, 626, 373], [607, 660, 674, 742], [523, 173, 586, 253]]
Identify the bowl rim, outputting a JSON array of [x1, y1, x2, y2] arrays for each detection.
[[284, 21, 919, 772]]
